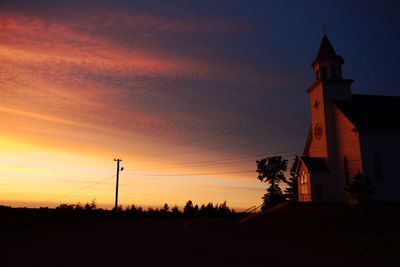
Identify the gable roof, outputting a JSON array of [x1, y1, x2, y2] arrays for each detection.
[[332, 94, 400, 131], [303, 126, 312, 155], [300, 156, 330, 172]]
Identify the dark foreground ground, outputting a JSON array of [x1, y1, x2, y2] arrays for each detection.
[[1, 203, 399, 266]]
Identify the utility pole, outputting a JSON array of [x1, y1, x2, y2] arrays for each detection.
[[114, 158, 123, 213]]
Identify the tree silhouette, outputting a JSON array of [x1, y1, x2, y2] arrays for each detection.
[[56, 204, 75, 210], [111, 205, 123, 213], [75, 202, 83, 211], [256, 156, 288, 210], [217, 201, 231, 216], [171, 205, 181, 216], [160, 203, 170, 216], [84, 199, 97, 212], [262, 184, 283, 208], [126, 204, 141, 216], [198, 202, 216, 217], [51, 200, 235, 218], [346, 172, 377, 204], [161, 203, 169, 212], [205, 202, 216, 216], [284, 156, 299, 201], [183, 200, 195, 216]]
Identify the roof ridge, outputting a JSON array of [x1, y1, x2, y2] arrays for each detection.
[[352, 93, 400, 99]]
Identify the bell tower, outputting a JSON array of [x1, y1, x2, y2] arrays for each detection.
[[312, 33, 344, 82], [306, 34, 353, 159]]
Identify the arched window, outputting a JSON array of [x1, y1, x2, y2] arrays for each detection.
[[373, 150, 384, 183], [343, 156, 350, 185], [315, 70, 319, 81], [300, 170, 309, 201], [331, 65, 337, 79], [321, 67, 327, 80], [300, 170, 307, 184]]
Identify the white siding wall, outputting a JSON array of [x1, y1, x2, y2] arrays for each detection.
[[359, 131, 400, 202], [332, 105, 363, 199]]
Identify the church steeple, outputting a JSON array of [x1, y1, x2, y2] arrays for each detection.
[[312, 34, 345, 81], [306, 33, 353, 160]]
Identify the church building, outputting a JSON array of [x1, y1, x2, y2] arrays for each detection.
[[296, 34, 400, 203]]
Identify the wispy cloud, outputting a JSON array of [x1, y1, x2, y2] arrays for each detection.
[[0, 10, 282, 143]]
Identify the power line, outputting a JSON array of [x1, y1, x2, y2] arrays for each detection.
[[54, 179, 114, 185], [144, 118, 281, 152], [140, 110, 308, 157], [124, 170, 255, 177], [184, 149, 302, 167], [146, 134, 307, 158], [33, 175, 115, 207], [123, 137, 305, 171], [152, 148, 302, 168]]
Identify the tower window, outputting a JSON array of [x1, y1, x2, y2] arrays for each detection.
[[344, 156, 350, 185], [321, 67, 327, 80], [373, 150, 384, 183], [331, 65, 337, 79], [315, 70, 319, 81]]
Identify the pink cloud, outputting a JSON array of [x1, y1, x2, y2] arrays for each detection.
[[0, 9, 295, 153], [0, 10, 264, 79]]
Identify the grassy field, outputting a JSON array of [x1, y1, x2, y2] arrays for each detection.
[[1, 203, 399, 266], [248, 203, 400, 266]]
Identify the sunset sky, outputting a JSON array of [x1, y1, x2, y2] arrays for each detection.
[[1, 0, 399, 210]]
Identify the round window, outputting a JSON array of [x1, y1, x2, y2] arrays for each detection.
[[314, 123, 323, 139]]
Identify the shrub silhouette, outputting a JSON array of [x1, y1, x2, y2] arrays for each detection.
[[346, 172, 377, 204]]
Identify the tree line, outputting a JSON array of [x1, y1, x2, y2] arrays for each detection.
[[55, 199, 237, 218]]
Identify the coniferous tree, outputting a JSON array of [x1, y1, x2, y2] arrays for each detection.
[[284, 156, 299, 201], [171, 205, 181, 216], [161, 203, 170, 216], [161, 203, 169, 212], [183, 200, 194, 216]]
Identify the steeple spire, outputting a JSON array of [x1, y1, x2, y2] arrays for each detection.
[[313, 35, 343, 66]]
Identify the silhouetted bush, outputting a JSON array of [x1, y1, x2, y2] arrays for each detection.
[[346, 172, 377, 204], [56, 204, 75, 210], [84, 200, 97, 212]]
